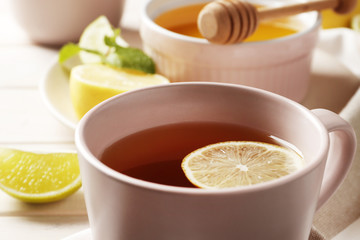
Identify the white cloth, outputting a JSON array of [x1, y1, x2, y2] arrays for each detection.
[[317, 28, 360, 79], [312, 28, 360, 239]]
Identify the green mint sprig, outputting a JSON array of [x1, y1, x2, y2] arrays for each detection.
[[103, 35, 156, 74], [58, 29, 156, 74]]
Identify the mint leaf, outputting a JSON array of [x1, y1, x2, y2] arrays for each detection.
[[58, 43, 81, 64], [105, 46, 156, 74], [104, 28, 120, 47], [104, 35, 117, 48], [59, 28, 156, 74], [59, 43, 104, 65], [104, 36, 155, 74]]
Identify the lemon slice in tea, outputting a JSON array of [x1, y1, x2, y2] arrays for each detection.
[[0, 148, 81, 203], [181, 141, 304, 189]]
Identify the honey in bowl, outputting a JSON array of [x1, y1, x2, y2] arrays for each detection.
[[154, 3, 305, 42]]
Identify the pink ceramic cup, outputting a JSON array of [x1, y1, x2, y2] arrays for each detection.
[[11, 0, 125, 46], [75, 83, 356, 240]]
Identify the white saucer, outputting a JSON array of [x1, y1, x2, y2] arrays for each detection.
[[40, 49, 358, 130], [39, 59, 78, 130], [63, 228, 91, 240]]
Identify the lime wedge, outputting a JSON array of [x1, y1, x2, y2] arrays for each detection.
[[79, 15, 129, 64], [0, 148, 81, 203]]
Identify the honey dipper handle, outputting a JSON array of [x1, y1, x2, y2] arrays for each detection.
[[198, 0, 357, 44], [258, 0, 356, 21]]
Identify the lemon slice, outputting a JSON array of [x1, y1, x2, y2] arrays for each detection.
[[0, 148, 81, 203], [181, 141, 304, 189], [351, 14, 360, 32], [70, 64, 170, 119], [79, 15, 129, 64]]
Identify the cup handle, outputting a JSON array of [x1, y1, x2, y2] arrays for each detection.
[[311, 109, 356, 209]]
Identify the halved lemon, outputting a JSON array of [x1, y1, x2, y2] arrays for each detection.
[[0, 148, 81, 203], [69, 64, 170, 119], [181, 141, 304, 189]]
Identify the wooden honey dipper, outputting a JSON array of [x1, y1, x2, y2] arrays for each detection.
[[197, 0, 357, 44]]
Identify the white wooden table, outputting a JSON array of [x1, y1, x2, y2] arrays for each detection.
[[0, 0, 359, 239]]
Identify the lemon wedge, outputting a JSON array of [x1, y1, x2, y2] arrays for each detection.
[[0, 148, 81, 203], [181, 141, 304, 189], [351, 14, 360, 32]]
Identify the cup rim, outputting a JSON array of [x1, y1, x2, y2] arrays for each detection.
[[140, 0, 322, 47], [75, 82, 329, 195]]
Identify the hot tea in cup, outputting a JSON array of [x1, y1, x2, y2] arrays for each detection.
[[100, 121, 304, 188], [76, 82, 355, 240]]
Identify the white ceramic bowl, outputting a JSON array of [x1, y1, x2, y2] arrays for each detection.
[[11, 0, 126, 46], [140, 0, 321, 102]]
